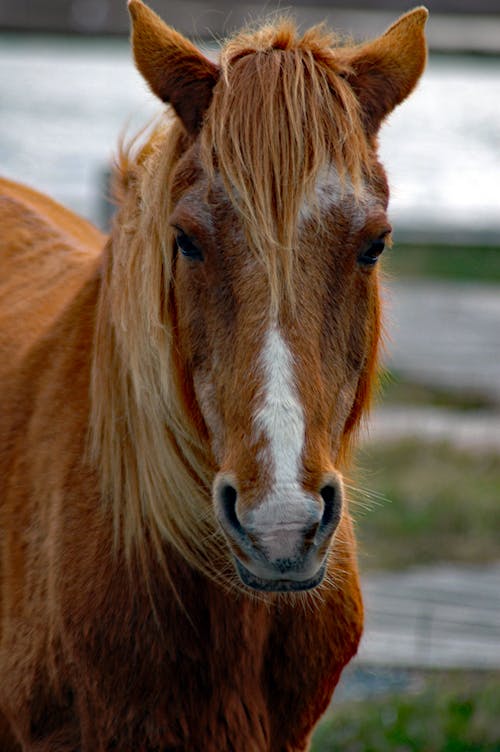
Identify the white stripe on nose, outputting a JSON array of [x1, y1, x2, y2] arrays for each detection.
[[251, 325, 315, 551]]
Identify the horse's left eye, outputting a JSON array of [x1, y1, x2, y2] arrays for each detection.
[[175, 230, 204, 261], [358, 237, 386, 267]]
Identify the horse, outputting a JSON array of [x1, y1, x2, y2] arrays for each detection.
[[0, 2, 427, 749]]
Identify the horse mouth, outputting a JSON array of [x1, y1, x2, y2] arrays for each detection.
[[234, 559, 326, 592]]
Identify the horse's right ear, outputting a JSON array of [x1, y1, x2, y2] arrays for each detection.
[[128, 0, 219, 135]]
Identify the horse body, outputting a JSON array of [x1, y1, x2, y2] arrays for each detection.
[[0, 172, 362, 752], [0, 177, 103, 373], [0, 3, 427, 749]]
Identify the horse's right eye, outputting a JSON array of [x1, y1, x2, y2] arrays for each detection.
[[175, 230, 204, 261]]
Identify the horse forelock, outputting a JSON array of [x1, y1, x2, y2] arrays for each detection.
[[200, 20, 372, 310]]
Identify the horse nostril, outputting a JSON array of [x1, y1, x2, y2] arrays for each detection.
[[319, 483, 341, 530], [218, 483, 242, 533]]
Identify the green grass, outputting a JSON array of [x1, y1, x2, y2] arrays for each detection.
[[351, 440, 500, 571], [312, 671, 500, 752], [379, 371, 496, 411], [384, 244, 500, 282]]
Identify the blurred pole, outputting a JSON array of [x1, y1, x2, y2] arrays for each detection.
[[99, 165, 115, 232]]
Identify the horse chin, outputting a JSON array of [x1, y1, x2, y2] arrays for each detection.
[[234, 559, 326, 593]]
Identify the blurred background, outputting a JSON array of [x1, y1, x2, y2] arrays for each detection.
[[1, 1, 499, 749]]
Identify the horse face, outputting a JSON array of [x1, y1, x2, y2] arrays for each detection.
[[129, 0, 427, 590], [170, 158, 389, 591]]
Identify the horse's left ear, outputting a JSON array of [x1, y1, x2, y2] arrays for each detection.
[[342, 7, 428, 136], [128, 0, 219, 135]]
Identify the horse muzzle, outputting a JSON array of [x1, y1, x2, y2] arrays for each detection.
[[214, 473, 342, 592]]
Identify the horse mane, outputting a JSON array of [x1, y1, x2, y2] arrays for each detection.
[[89, 20, 375, 583], [90, 118, 227, 584]]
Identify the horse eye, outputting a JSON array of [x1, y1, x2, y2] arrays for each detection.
[[175, 230, 203, 261], [358, 237, 386, 267]]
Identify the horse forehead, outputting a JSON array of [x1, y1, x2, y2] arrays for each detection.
[[206, 167, 378, 214], [173, 165, 382, 249]]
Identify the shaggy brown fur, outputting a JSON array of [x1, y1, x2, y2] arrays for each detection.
[[0, 2, 427, 749]]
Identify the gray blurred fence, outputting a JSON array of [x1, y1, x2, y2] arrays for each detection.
[[1, 1, 500, 53], [359, 564, 500, 669]]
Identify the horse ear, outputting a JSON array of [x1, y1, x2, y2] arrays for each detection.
[[342, 7, 428, 135], [128, 0, 219, 135]]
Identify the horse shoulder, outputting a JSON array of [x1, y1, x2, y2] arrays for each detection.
[[0, 267, 103, 744]]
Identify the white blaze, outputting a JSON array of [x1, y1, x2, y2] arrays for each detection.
[[253, 326, 307, 529], [299, 164, 377, 227]]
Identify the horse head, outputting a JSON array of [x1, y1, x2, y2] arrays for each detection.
[[125, 0, 427, 592]]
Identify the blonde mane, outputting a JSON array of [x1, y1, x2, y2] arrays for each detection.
[[90, 21, 372, 581], [90, 119, 226, 581]]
